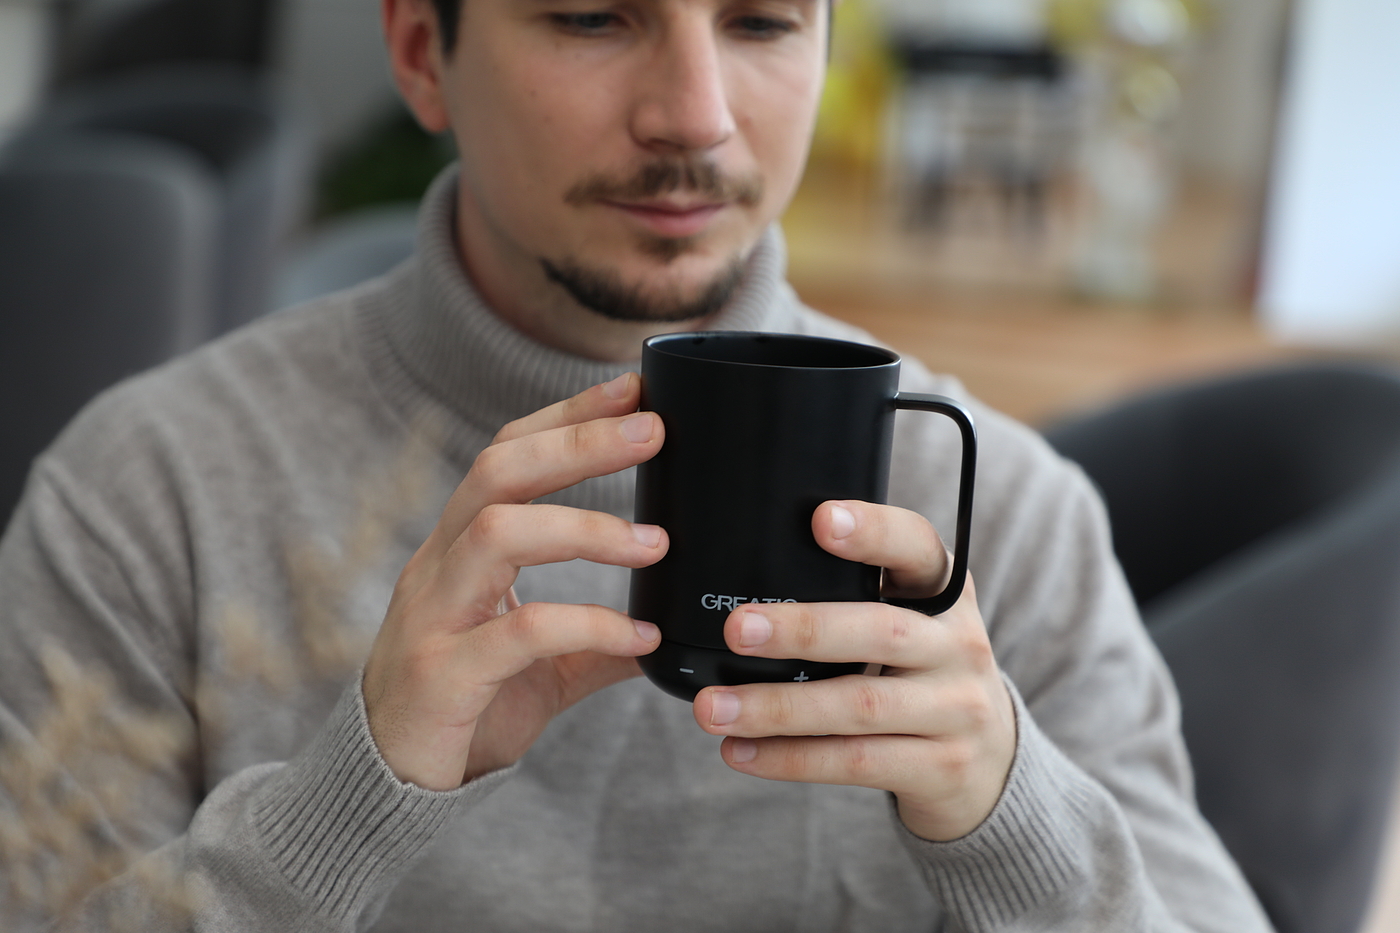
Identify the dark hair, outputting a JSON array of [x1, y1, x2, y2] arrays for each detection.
[[431, 0, 462, 52]]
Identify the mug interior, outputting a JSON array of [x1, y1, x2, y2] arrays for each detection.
[[647, 332, 898, 370]]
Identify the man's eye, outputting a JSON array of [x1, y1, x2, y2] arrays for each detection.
[[551, 11, 622, 34], [731, 15, 796, 39]]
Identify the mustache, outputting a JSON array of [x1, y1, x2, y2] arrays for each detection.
[[565, 159, 764, 208]]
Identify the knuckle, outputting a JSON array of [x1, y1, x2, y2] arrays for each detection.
[[881, 604, 915, 655], [467, 503, 513, 549], [849, 679, 888, 730], [768, 686, 798, 728], [955, 682, 995, 732], [507, 601, 546, 649], [790, 606, 821, 655], [575, 508, 613, 540], [776, 739, 808, 776], [922, 529, 948, 567], [921, 513, 947, 550], [843, 737, 879, 784], [582, 602, 617, 641], [965, 698, 994, 734], [936, 738, 975, 786], [563, 392, 591, 423], [564, 422, 595, 460], [468, 443, 514, 499], [957, 626, 996, 673]]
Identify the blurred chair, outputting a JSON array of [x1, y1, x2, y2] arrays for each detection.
[[1044, 363, 1400, 933], [50, 0, 276, 86], [0, 130, 218, 526], [274, 203, 419, 310], [35, 64, 312, 336]]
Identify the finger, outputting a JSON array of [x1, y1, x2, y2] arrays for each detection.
[[551, 653, 645, 702], [464, 654, 646, 776], [812, 500, 951, 597], [696, 675, 964, 738], [722, 600, 960, 670], [476, 413, 663, 506], [435, 503, 668, 618], [492, 372, 641, 444], [466, 601, 661, 684], [719, 733, 944, 796], [424, 411, 663, 562]]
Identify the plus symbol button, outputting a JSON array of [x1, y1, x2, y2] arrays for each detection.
[[793, 671, 810, 683]]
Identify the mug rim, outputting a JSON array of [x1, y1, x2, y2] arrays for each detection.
[[643, 331, 900, 371]]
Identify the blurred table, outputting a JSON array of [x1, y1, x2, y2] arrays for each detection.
[[782, 166, 1317, 424]]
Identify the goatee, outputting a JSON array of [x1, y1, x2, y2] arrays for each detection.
[[541, 155, 760, 322], [541, 257, 745, 323]]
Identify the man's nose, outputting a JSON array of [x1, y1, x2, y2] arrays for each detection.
[[629, 18, 738, 154]]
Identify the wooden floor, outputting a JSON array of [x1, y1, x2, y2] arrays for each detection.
[[782, 168, 1400, 932]]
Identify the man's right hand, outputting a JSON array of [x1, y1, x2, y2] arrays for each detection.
[[361, 372, 667, 790]]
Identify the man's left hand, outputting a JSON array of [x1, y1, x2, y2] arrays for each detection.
[[691, 499, 1016, 842]]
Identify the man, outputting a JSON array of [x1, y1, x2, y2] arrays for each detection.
[[0, 0, 1274, 929]]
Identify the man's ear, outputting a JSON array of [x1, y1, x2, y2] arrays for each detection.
[[383, 0, 451, 133]]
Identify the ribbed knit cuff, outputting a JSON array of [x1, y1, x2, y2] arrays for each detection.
[[250, 676, 514, 922], [893, 679, 1123, 930]]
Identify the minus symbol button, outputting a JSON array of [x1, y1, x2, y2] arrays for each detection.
[[679, 668, 695, 674]]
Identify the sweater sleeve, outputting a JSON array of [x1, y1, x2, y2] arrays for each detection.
[[884, 383, 1275, 933], [895, 681, 1244, 932], [0, 463, 511, 932]]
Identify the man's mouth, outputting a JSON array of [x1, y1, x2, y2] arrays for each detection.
[[603, 199, 727, 238]]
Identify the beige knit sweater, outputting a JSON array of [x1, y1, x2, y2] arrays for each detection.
[[0, 169, 1273, 932]]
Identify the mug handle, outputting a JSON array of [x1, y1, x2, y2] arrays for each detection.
[[886, 393, 978, 616]]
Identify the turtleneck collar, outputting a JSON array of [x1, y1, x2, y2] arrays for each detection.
[[358, 165, 801, 441]]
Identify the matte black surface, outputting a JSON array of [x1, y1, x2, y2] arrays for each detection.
[[1044, 362, 1400, 933], [639, 640, 865, 703], [631, 332, 976, 699]]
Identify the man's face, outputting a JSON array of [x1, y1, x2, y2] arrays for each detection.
[[435, 0, 827, 326]]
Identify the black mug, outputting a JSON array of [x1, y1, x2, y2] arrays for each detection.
[[629, 331, 977, 701]]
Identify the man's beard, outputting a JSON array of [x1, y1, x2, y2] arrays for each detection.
[[540, 157, 762, 323], [541, 256, 745, 323]]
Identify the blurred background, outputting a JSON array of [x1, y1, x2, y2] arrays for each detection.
[[2, 0, 1400, 931], [5, 0, 1398, 423]]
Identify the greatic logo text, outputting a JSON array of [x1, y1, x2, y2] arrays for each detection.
[[701, 594, 798, 612]]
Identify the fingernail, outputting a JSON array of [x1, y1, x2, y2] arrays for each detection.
[[632, 523, 663, 548], [633, 619, 660, 640], [603, 372, 632, 399], [730, 738, 757, 763], [621, 413, 654, 443], [709, 690, 740, 726], [738, 611, 771, 647], [829, 504, 856, 539]]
